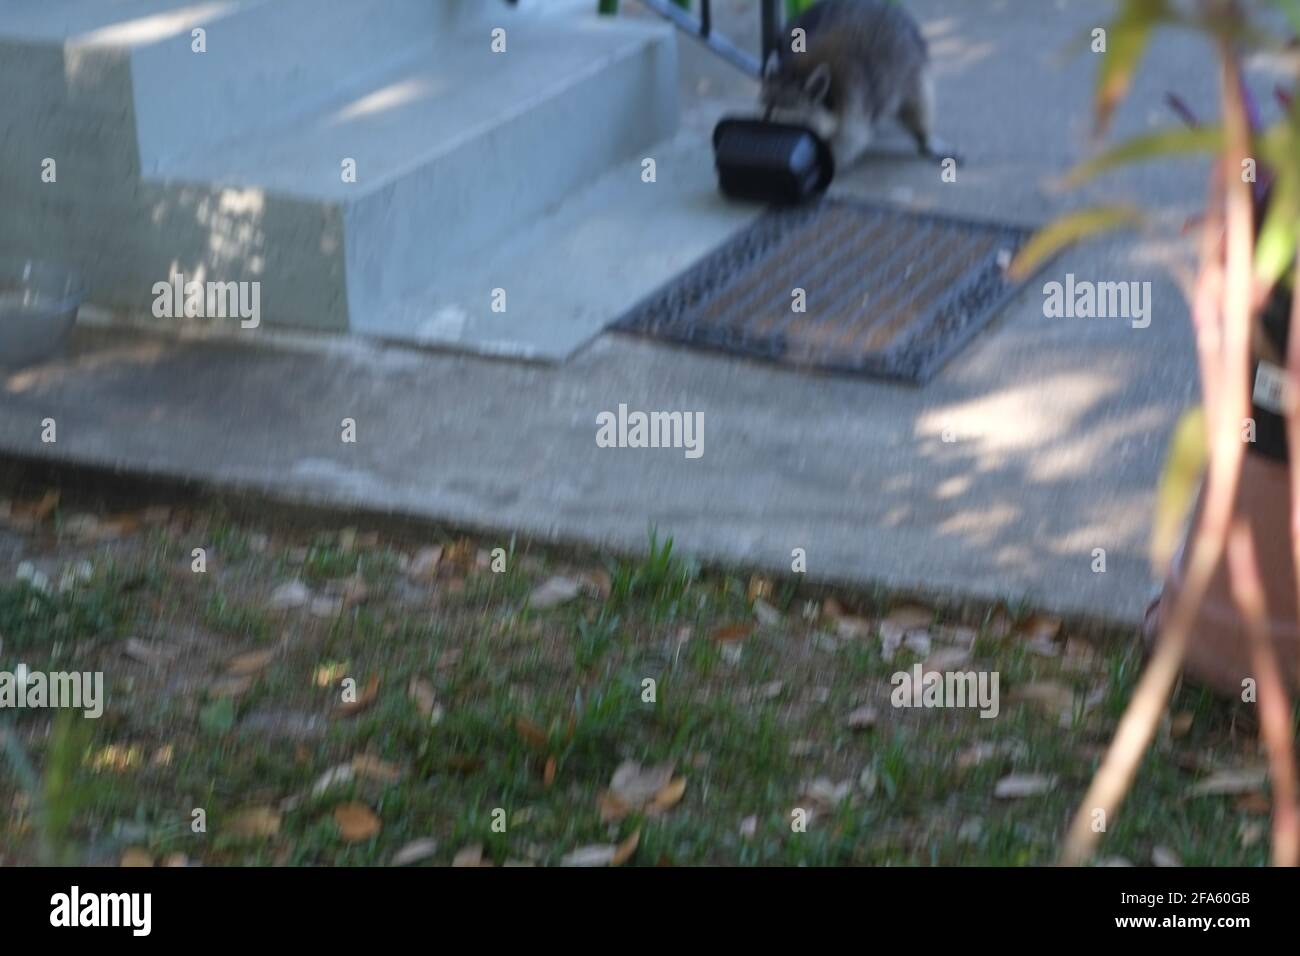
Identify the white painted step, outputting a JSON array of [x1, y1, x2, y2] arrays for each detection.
[[365, 129, 762, 358], [156, 13, 680, 329]]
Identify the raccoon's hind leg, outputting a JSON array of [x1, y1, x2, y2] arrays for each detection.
[[899, 71, 961, 165]]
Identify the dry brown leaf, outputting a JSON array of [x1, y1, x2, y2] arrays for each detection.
[[649, 777, 688, 814], [822, 597, 846, 619], [351, 754, 403, 784], [338, 675, 380, 716], [226, 648, 276, 677], [543, 755, 557, 788], [1017, 613, 1062, 643], [120, 847, 153, 867], [598, 790, 632, 823], [333, 802, 382, 843], [710, 623, 754, 644], [580, 569, 612, 600], [513, 716, 548, 749], [228, 806, 281, 839], [611, 829, 641, 867], [746, 576, 774, 602]]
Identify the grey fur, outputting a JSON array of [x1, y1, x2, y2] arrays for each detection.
[[761, 0, 956, 168]]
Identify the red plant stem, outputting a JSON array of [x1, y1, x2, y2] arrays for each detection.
[[1226, 521, 1300, 865], [1061, 33, 1255, 866]]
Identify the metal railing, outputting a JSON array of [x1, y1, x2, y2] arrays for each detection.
[[600, 0, 783, 78]]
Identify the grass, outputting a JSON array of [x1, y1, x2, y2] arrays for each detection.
[[0, 496, 1280, 867]]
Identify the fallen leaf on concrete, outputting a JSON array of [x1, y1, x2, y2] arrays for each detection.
[[334, 802, 381, 843], [846, 705, 878, 730], [268, 580, 311, 610], [120, 848, 153, 867], [392, 838, 439, 866], [529, 576, 582, 610], [994, 774, 1058, 798], [1187, 768, 1268, 797], [226, 648, 276, 677], [228, 806, 281, 839]]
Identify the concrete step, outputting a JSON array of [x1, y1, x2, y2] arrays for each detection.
[[0, 1, 685, 342], [366, 129, 761, 357], [157, 12, 680, 331]]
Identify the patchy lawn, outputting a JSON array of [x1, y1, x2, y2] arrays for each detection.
[[0, 486, 1275, 867]]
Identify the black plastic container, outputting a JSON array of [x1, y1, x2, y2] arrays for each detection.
[[712, 117, 834, 205]]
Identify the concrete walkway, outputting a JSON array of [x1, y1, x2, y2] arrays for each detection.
[[2, 0, 1236, 624]]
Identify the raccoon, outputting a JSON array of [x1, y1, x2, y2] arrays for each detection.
[[760, 0, 956, 170]]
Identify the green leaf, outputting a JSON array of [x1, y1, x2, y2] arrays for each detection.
[[1095, 0, 1174, 134], [1009, 206, 1143, 281], [1066, 126, 1223, 185], [199, 698, 236, 735]]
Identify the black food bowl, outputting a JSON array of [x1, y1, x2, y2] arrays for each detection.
[[712, 117, 834, 205]]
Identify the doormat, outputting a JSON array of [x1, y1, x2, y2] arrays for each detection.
[[611, 198, 1036, 384]]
